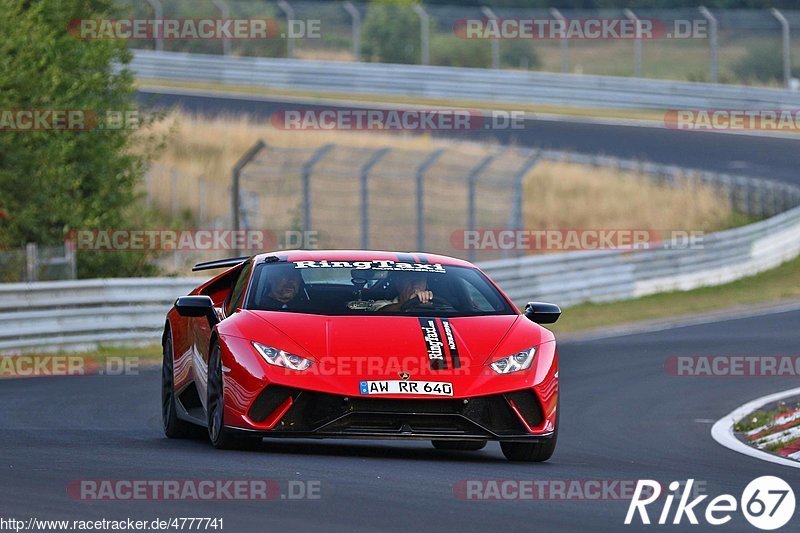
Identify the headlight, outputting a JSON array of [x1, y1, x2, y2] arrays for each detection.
[[489, 347, 536, 374], [252, 341, 313, 371]]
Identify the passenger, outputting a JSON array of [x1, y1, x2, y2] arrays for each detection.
[[371, 272, 433, 311]]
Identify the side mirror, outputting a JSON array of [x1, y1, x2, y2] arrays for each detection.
[[175, 295, 219, 326], [524, 302, 561, 324]]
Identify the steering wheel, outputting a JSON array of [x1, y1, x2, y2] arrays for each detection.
[[400, 295, 456, 311]]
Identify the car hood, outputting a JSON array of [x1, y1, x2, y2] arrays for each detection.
[[239, 311, 537, 369]]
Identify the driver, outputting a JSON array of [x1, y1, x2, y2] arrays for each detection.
[[370, 272, 433, 311], [260, 265, 307, 310]]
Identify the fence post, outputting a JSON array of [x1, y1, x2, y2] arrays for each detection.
[[25, 243, 38, 282], [623, 9, 643, 78], [170, 168, 178, 218], [213, 0, 231, 56], [302, 144, 335, 235], [231, 140, 266, 255], [416, 149, 446, 251], [343, 1, 362, 60], [198, 176, 207, 224], [411, 4, 430, 65], [550, 8, 569, 73], [359, 147, 390, 249], [481, 6, 500, 69], [771, 9, 792, 89], [145, 0, 163, 52], [65, 240, 77, 280], [699, 7, 718, 83], [507, 151, 540, 258], [466, 155, 496, 262], [277, 0, 295, 59]]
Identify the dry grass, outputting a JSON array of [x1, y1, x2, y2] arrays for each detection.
[[525, 161, 732, 233], [137, 111, 733, 264]]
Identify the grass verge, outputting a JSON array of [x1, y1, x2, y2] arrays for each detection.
[[550, 254, 800, 334]]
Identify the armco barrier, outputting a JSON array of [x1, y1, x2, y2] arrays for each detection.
[[0, 278, 197, 353], [2, 154, 799, 353], [130, 50, 800, 111]]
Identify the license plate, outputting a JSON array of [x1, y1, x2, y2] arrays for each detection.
[[359, 380, 453, 396]]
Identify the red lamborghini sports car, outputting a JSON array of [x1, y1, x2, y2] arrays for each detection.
[[162, 251, 560, 461]]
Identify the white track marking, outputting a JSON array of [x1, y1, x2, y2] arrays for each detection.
[[711, 387, 800, 469]]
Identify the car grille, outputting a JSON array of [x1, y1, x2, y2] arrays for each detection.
[[248, 387, 543, 437]]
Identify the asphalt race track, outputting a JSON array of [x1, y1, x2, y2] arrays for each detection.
[[137, 89, 800, 185], [2, 308, 799, 531], [2, 89, 794, 531]]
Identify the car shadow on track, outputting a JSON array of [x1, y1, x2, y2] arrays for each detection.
[[159, 436, 513, 463]]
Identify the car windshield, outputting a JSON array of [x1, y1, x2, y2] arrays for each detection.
[[245, 260, 516, 317]]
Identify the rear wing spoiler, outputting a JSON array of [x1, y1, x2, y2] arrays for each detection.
[[192, 256, 250, 272]]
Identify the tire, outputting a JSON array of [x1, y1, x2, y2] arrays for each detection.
[[207, 340, 261, 450], [162, 329, 200, 439], [500, 396, 559, 462], [431, 440, 487, 451]]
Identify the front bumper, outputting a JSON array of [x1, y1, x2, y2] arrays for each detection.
[[228, 386, 553, 442]]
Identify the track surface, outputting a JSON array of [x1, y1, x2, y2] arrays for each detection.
[[3, 90, 791, 530], [137, 89, 800, 185], [2, 309, 799, 531]]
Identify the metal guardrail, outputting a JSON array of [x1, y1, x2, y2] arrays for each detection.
[[2, 151, 799, 353], [131, 50, 800, 110], [0, 278, 198, 352]]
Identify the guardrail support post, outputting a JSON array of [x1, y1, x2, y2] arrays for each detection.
[[343, 1, 362, 60], [277, 0, 295, 59], [302, 144, 335, 237], [231, 140, 266, 255], [359, 147, 390, 249], [550, 8, 569, 73], [623, 9, 643, 78], [416, 149, 446, 251], [411, 4, 430, 66], [699, 7, 718, 83], [212, 0, 231, 56], [771, 9, 792, 89], [467, 155, 497, 262], [145, 0, 163, 52], [481, 7, 500, 69]]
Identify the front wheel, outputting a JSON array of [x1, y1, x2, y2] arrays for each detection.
[[207, 340, 261, 450], [501, 396, 559, 462], [500, 437, 556, 462]]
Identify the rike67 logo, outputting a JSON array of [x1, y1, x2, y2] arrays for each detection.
[[625, 477, 795, 530]]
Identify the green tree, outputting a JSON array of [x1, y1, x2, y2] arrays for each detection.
[[0, 0, 157, 277], [362, 0, 421, 64]]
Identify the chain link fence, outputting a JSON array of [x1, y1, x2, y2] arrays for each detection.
[[0, 242, 76, 283], [117, 1, 800, 87], [231, 142, 543, 262]]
